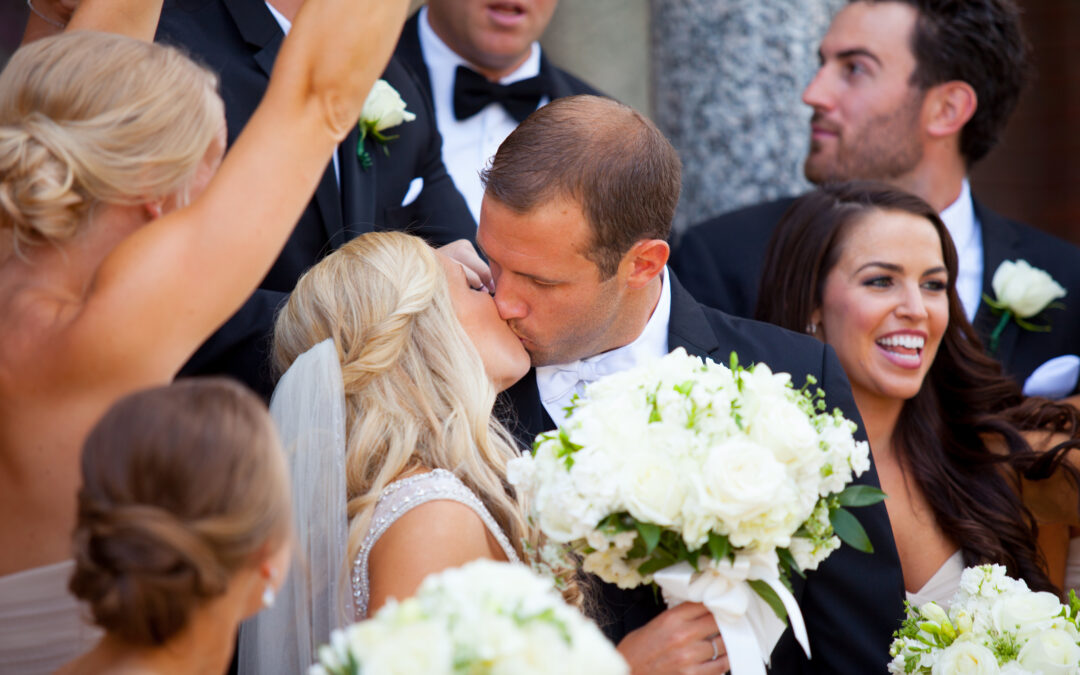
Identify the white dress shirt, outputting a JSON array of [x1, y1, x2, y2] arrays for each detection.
[[417, 6, 546, 223], [939, 178, 982, 322], [537, 268, 672, 423], [266, 2, 341, 186]]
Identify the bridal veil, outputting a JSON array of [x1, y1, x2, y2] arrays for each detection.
[[238, 338, 351, 673]]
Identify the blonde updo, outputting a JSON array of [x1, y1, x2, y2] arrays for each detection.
[[0, 31, 223, 253], [69, 379, 291, 645]]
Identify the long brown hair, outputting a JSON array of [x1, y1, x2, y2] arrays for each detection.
[[757, 181, 1079, 592]]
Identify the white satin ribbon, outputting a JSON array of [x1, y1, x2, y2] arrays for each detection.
[[653, 553, 810, 675]]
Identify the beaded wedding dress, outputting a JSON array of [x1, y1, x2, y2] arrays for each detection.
[[350, 468, 518, 619]]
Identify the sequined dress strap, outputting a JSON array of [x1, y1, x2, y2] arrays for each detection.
[[350, 468, 518, 618]]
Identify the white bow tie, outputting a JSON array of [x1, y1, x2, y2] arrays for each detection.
[[539, 350, 637, 407]]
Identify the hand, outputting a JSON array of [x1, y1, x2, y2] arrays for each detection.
[[437, 239, 492, 292], [616, 602, 730, 674]]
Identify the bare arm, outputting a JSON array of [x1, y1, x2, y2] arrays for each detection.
[[71, 0, 409, 385], [367, 500, 508, 613], [22, 0, 162, 44]]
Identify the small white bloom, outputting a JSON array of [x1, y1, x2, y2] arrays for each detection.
[[360, 79, 416, 134], [990, 259, 1066, 319]]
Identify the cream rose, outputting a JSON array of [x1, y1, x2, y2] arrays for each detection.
[[360, 79, 416, 133], [1016, 628, 1080, 673], [932, 641, 1002, 674], [990, 259, 1066, 319]]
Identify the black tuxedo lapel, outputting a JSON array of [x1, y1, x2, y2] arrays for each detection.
[[397, 14, 431, 93], [972, 201, 1023, 364], [499, 369, 554, 450], [224, 0, 345, 248], [666, 275, 722, 358]]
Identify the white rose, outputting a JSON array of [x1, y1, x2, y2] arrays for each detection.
[[991, 590, 1063, 636], [616, 448, 687, 526], [361, 79, 416, 133], [931, 641, 1001, 675], [990, 260, 1066, 318], [697, 438, 790, 540], [1016, 628, 1080, 673]]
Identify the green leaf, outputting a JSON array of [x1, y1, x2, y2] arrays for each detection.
[[777, 547, 805, 579], [707, 532, 731, 561], [831, 506, 874, 553], [637, 556, 676, 576], [836, 485, 887, 508], [635, 521, 662, 555], [748, 580, 788, 624]]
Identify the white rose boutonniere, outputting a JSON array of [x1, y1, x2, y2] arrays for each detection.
[[356, 79, 416, 170], [982, 259, 1066, 354]]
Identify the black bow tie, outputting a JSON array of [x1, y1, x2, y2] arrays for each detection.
[[452, 65, 548, 123]]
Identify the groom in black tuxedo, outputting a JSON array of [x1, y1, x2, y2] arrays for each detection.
[[481, 95, 904, 674], [157, 0, 475, 397], [671, 0, 1080, 399]]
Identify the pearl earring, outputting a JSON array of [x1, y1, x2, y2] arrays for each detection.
[[805, 323, 818, 335], [262, 584, 276, 608]]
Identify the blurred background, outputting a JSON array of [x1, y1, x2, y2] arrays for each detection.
[[2, 0, 1076, 243]]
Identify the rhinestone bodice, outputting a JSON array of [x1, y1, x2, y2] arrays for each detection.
[[350, 468, 518, 619]]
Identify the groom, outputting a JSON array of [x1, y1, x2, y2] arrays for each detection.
[[481, 95, 904, 673]]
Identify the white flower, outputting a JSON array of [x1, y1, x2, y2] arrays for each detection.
[[991, 590, 1064, 637], [990, 259, 1066, 318], [1017, 628, 1080, 673], [932, 641, 1002, 674], [360, 79, 416, 134]]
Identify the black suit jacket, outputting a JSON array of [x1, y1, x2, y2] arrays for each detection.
[[156, 0, 474, 397], [502, 275, 905, 674], [671, 195, 1080, 393]]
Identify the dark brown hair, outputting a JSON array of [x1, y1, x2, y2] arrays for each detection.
[[757, 181, 1079, 592], [856, 0, 1029, 165], [481, 95, 681, 278], [69, 379, 290, 645]]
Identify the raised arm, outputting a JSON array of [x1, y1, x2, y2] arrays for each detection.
[[22, 0, 162, 44], [78, 0, 411, 384]]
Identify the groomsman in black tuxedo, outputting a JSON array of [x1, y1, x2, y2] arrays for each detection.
[[394, 0, 598, 224], [482, 95, 903, 674], [671, 0, 1080, 399], [157, 0, 476, 397]]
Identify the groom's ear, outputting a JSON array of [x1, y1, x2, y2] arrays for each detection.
[[623, 239, 669, 289]]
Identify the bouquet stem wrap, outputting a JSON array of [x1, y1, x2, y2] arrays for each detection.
[[654, 556, 809, 675]]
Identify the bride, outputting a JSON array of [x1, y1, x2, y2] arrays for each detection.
[[240, 231, 566, 671]]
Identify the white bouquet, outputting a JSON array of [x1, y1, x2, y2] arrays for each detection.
[[508, 348, 879, 674], [889, 565, 1080, 674], [309, 560, 627, 675]]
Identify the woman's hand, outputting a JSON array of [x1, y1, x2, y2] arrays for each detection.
[[617, 603, 730, 674]]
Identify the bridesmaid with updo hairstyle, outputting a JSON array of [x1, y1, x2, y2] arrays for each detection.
[[57, 379, 292, 675]]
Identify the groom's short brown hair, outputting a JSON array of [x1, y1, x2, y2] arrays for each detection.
[[481, 95, 681, 278]]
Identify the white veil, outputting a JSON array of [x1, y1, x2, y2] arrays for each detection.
[[238, 338, 352, 674]]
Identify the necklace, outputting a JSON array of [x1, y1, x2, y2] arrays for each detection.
[[27, 0, 67, 29]]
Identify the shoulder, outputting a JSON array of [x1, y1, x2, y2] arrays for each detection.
[[542, 52, 603, 98], [366, 497, 507, 611], [978, 202, 1080, 289], [705, 308, 828, 377]]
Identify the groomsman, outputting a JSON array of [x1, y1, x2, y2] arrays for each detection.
[[394, 0, 598, 223], [671, 0, 1080, 399], [483, 95, 904, 674], [156, 0, 476, 397]]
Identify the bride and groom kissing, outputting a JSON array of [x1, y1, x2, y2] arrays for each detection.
[[251, 94, 904, 674]]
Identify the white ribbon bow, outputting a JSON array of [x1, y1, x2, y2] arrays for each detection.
[[653, 554, 810, 675], [538, 350, 638, 407]]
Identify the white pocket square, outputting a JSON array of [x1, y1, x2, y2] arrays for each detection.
[[1022, 354, 1080, 399], [401, 177, 423, 207]]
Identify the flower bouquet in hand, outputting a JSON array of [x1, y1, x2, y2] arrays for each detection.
[[309, 560, 627, 675], [508, 348, 881, 675], [889, 564, 1080, 674]]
